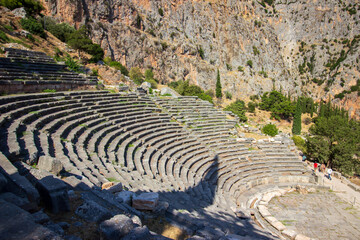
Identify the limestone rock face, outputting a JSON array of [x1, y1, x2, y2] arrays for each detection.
[[41, 0, 360, 117]]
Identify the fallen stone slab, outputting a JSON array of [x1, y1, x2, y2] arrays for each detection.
[[0, 199, 62, 240], [37, 155, 63, 176], [75, 199, 112, 223], [0, 154, 40, 203], [132, 192, 159, 211], [99, 214, 135, 239]]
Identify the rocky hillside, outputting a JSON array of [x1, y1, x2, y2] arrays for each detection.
[[40, 0, 360, 117]]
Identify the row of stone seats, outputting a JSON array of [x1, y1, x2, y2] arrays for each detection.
[[0, 49, 97, 93]]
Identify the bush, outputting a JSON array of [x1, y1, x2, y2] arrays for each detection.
[[42, 17, 75, 42], [292, 135, 306, 153], [205, 89, 214, 97], [0, 0, 44, 15], [0, 30, 9, 42], [261, 123, 278, 136], [246, 60, 253, 68], [20, 17, 45, 38], [224, 100, 247, 122], [129, 67, 144, 85], [65, 56, 83, 73], [247, 101, 256, 113], [198, 46, 205, 59], [225, 91, 232, 100], [237, 66, 244, 72], [158, 8, 164, 16], [197, 93, 213, 104], [108, 61, 129, 76], [145, 79, 158, 89]]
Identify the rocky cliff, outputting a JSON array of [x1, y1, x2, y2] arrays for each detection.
[[40, 0, 360, 117]]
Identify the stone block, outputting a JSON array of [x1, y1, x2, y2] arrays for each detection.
[[30, 169, 70, 213], [282, 229, 297, 240], [270, 221, 286, 231], [116, 191, 134, 205], [132, 192, 159, 211], [0, 192, 33, 211], [37, 155, 63, 176], [258, 205, 271, 217], [107, 183, 123, 193], [75, 199, 112, 223], [99, 214, 135, 239], [32, 210, 51, 224], [295, 234, 311, 240]]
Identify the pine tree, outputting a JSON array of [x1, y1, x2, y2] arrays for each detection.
[[292, 98, 302, 135], [216, 69, 222, 98]]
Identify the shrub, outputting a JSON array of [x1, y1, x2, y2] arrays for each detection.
[[246, 60, 253, 68], [238, 66, 244, 72], [0, 30, 9, 42], [226, 63, 232, 71], [224, 100, 247, 122], [158, 8, 164, 16], [197, 93, 213, 104], [205, 89, 214, 97], [42, 89, 56, 93], [145, 79, 158, 89], [225, 91, 232, 99], [109, 61, 129, 76], [42, 17, 75, 42], [129, 67, 144, 84], [198, 46, 205, 59], [149, 87, 153, 94], [292, 135, 306, 153], [261, 123, 278, 136], [247, 101, 256, 113], [252, 45, 260, 55], [0, 0, 44, 15], [20, 17, 46, 38], [65, 56, 83, 73]]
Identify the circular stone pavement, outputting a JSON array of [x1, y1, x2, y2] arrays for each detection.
[[267, 190, 360, 240]]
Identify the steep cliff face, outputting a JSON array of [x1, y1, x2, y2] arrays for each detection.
[[40, 0, 360, 116]]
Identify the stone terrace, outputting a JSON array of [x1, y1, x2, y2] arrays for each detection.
[[0, 48, 97, 94], [0, 90, 314, 239]]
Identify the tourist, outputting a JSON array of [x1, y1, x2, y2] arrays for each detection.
[[302, 155, 307, 161], [320, 163, 326, 174], [314, 162, 318, 172], [327, 168, 333, 180]]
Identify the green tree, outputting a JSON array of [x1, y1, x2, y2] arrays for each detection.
[[262, 123, 278, 136], [129, 67, 144, 85], [260, 91, 295, 120], [66, 26, 93, 58], [224, 100, 247, 122], [216, 69, 222, 98], [292, 98, 302, 135]]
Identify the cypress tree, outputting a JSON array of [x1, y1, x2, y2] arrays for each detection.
[[216, 69, 222, 98], [292, 98, 302, 135]]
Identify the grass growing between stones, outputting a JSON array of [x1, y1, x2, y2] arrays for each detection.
[[144, 217, 189, 240]]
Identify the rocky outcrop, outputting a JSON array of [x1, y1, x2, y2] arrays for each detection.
[[40, 0, 360, 117]]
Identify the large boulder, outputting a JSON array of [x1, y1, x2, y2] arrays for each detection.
[[132, 192, 159, 211], [37, 155, 63, 176], [99, 214, 135, 240], [75, 199, 112, 223], [116, 191, 134, 205]]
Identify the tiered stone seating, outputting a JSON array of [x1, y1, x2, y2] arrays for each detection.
[[0, 48, 97, 94]]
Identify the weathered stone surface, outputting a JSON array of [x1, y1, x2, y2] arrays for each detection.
[[122, 226, 152, 240], [196, 226, 225, 240], [132, 192, 159, 211], [295, 234, 311, 240], [107, 182, 123, 193], [62, 176, 91, 191], [271, 221, 286, 231], [29, 168, 70, 213], [258, 205, 271, 217], [11, 7, 26, 18], [222, 234, 256, 240], [37, 155, 63, 176], [282, 229, 297, 240], [0, 199, 61, 240], [102, 182, 114, 190], [0, 154, 40, 203], [44, 222, 65, 235], [130, 215, 142, 227], [0, 192, 31, 210], [32, 210, 51, 224], [116, 191, 134, 205], [160, 87, 180, 97], [0, 173, 7, 192], [99, 214, 135, 239], [75, 199, 112, 223]]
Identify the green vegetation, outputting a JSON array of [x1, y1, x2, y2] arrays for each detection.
[[260, 91, 295, 121], [224, 100, 247, 122], [42, 17, 75, 42], [104, 58, 129, 76], [237, 66, 244, 72], [42, 89, 56, 93], [20, 17, 46, 38], [335, 80, 360, 100], [67, 26, 104, 62], [226, 63, 232, 71], [0, 0, 44, 16], [306, 101, 360, 175], [198, 46, 205, 59], [129, 67, 144, 85], [158, 8, 164, 17], [225, 91, 232, 100], [262, 123, 278, 136], [247, 101, 256, 113], [246, 60, 253, 68], [144, 69, 158, 89], [252, 45, 260, 55], [216, 69, 222, 98], [0, 30, 9, 42], [65, 55, 83, 73], [292, 135, 306, 153], [292, 98, 302, 135], [168, 80, 213, 104]]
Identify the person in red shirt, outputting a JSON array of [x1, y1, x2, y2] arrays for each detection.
[[314, 162, 318, 172]]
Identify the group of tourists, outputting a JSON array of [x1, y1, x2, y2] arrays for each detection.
[[313, 162, 333, 180]]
